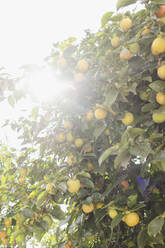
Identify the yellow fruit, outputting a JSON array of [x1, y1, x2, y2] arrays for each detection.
[[19, 177, 25, 184], [67, 155, 73, 165], [77, 60, 88, 72], [20, 168, 27, 176], [124, 212, 139, 227], [111, 36, 120, 47], [63, 121, 73, 130], [75, 138, 84, 148], [120, 48, 131, 60], [67, 179, 80, 193], [151, 37, 165, 55], [108, 209, 118, 219], [85, 146, 92, 153], [86, 110, 93, 120], [157, 65, 165, 79], [0, 231, 7, 239], [139, 91, 148, 101], [74, 73, 85, 82], [122, 112, 134, 125], [4, 219, 12, 227], [95, 108, 107, 119], [1, 238, 8, 245], [82, 203, 94, 213], [87, 162, 94, 171], [57, 132, 65, 143], [105, 129, 110, 136], [122, 215, 126, 222], [152, 112, 165, 123], [156, 92, 165, 105], [96, 202, 104, 209], [66, 132, 74, 143], [57, 57, 67, 69], [142, 28, 150, 35], [120, 17, 132, 31], [46, 183, 53, 193], [160, 16, 165, 23]]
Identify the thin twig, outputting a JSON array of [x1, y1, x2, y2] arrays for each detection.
[[114, 224, 120, 248]]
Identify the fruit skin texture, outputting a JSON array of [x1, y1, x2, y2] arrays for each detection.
[[74, 72, 85, 82], [95, 108, 107, 119], [152, 112, 165, 123], [77, 60, 88, 72], [142, 28, 150, 35], [108, 209, 118, 219], [124, 212, 139, 227], [122, 112, 134, 125], [63, 121, 73, 130], [155, 5, 165, 18], [129, 43, 140, 54], [156, 92, 165, 105], [67, 179, 80, 193], [111, 36, 120, 47], [46, 183, 53, 193], [0, 232, 7, 239], [19, 177, 25, 184], [120, 17, 132, 31], [157, 65, 165, 79], [75, 138, 84, 148], [86, 110, 93, 120], [57, 132, 65, 143], [4, 219, 12, 227], [82, 203, 94, 213], [120, 48, 131, 60], [151, 38, 165, 55], [96, 202, 104, 209]]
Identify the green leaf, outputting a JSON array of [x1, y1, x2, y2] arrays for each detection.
[[111, 213, 123, 229], [93, 123, 107, 141], [148, 216, 164, 237], [127, 194, 138, 208], [80, 177, 94, 188], [104, 86, 118, 107], [101, 12, 113, 27], [52, 204, 65, 220], [149, 80, 165, 92], [21, 207, 34, 218], [117, 0, 137, 10], [137, 229, 146, 248], [98, 143, 120, 166], [8, 95, 15, 107], [36, 191, 47, 207]]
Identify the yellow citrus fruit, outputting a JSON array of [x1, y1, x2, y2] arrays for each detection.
[[64, 241, 72, 248], [1, 238, 8, 245], [57, 132, 65, 143], [77, 59, 88, 72], [66, 132, 74, 143], [108, 209, 118, 219], [96, 202, 104, 209], [46, 183, 53, 193], [86, 110, 93, 120], [142, 28, 150, 35], [124, 212, 139, 227], [95, 108, 107, 119], [20, 168, 27, 176], [151, 37, 165, 55], [152, 112, 165, 123], [82, 203, 94, 213], [19, 177, 25, 184], [105, 129, 110, 136], [120, 17, 132, 31], [157, 65, 165, 79], [122, 112, 134, 125], [122, 215, 126, 222], [57, 57, 67, 69], [87, 162, 94, 171], [75, 138, 84, 148], [74, 73, 85, 82], [67, 179, 80, 193], [111, 36, 120, 47], [160, 16, 165, 23], [67, 155, 73, 165], [120, 48, 131, 60], [156, 92, 165, 105], [4, 219, 12, 227], [0, 231, 7, 239], [63, 121, 73, 130]]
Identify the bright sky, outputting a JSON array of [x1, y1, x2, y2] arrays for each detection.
[[0, 0, 116, 74]]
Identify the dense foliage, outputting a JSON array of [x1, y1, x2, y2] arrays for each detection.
[[0, 0, 165, 247]]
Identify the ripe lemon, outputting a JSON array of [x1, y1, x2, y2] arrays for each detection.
[[152, 112, 165, 123], [4, 219, 12, 227], [120, 17, 132, 31], [105, 129, 110, 136], [111, 36, 120, 47], [108, 209, 118, 219], [67, 179, 80, 193], [57, 57, 67, 69], [124, 212, 139, 227], [157, 65, 165, 79], [19, 177, 25, 184], [155, 5, 165, 18], [66, 132, 74, 143], [82, 203, 94, 213], [120, 48, 131, 60], [75, 138, 84, 148], [95, 108, 107, 119], [0, 232, 7, 239], [156, 92, 165, 105], [74, 73, 85, 82], [86, 110, 93, 120], [87, 162, 94, 171], [63, 121, 73, 130], [151, 37, 165, 55], [67, 155, 73, 165], [57, 132, 65, 143], [77, 60, 88, 72], [122, 112, 134, 125], [96, 202, 104, 209]]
